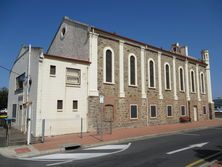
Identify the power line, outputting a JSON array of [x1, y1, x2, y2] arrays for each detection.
[[0, 64, 20, 75]]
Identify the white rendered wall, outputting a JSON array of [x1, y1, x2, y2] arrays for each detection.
[[35, 57, 88, 136], [7, 47, 40, 135]]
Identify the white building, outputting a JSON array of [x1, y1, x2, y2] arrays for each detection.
[[8, 46, 89, 137]]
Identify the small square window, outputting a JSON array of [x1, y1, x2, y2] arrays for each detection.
[[203, 106, 207, 114], [181, 106, 186, 116], [57, 100, 63, 112], [130, 105, 138, 119], [16, 73, 25, 91], [167, 105, 173, 117], [50, 65, 56, 76], [73, 100, 78, 111], [66, 68, 81, 86], [150, 105, 157, 118]]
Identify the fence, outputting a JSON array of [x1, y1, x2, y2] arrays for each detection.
[[0, 116, 113, 146]]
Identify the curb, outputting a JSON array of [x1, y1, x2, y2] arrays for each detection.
[[1, 124, 222, 159], [83, 125, 218, 149]]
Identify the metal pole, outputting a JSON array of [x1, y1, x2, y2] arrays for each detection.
[[27, 44, 31, 145], [110, 121, 112, 135], [100, 104, 103, 141], [41, 119, 45, 143], [80, 117, 83, 138], [6, 123, 9, 146]]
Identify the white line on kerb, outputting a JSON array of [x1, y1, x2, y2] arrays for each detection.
[[20, 143, 131, 166]]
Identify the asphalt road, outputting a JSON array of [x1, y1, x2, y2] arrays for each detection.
[[1, 126, 222, 167]]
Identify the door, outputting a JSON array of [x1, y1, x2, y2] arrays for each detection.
[[104, 105, 114, 122], [193, 106, 198, 121]]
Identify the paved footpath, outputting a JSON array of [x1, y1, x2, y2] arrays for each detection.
[[1, 119, 222, 159]]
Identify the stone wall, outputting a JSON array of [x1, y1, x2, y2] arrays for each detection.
[[87, 34, 211, 131]]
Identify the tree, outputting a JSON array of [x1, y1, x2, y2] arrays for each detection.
[[0, 87, 8, 110]]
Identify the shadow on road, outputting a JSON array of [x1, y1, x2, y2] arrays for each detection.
[[193, 146, 222, 163]]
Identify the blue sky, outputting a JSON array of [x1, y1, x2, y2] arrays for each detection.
[[0, 0, 221, 98]]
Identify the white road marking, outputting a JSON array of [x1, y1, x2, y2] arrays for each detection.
[[20, 143, 131, 166], [46, 160, 74, 167], [30, 153, 110, 160], [178, 133, 200, 136], [166, 142, 208, 155], [84, 144, 129, 150]]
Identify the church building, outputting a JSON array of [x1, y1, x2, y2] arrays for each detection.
[[7, 17, 214, 137]]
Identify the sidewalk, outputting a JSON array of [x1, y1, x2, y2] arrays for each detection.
[[1, 119, 222, 158]]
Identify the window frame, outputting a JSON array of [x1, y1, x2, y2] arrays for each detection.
[[200, 72, 206, 94], [72, 100, 78, 112], [103, 47, 115, 84], [128, 53, 137, 87], [12, 104, 17, 118], [164, 63, 171, 90], [190, 69, 196, 93], [130, 104, 138, 120], [66, 68, 81, 86], [180, 105, 186, 116], [150, 105, 157, 118], [57, 100, 63, 112], [15, 73, 25, 91], [148, 58, 156, 88], [50, 65, 56, 76], [166, 105, 173, 117], [203, 105, 207, 115], [178, 66, 185, 92]]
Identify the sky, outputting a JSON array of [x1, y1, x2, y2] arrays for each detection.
[[0, 0, 221, 99]]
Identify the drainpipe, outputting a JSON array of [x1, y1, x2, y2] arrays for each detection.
[[26, 44, 31, 145]]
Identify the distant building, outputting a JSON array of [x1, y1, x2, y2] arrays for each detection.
[[7, 17, 214, 137]]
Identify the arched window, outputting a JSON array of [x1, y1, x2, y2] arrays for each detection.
[[190, 70, 195, 93], [179, 67, 185, 91], [128, 54, 137, 86], [164, 63, 171, 90], [103, 47, 114, 83], [148, 59, 156, 88], [200, 72, 205, 94]]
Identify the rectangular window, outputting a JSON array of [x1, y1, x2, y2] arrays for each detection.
[[203, 106, 207, 114], [12, 104, 17, 118], [105, 50, 112, 83], [16, 73, 25, 90], [50, 65, 56, 76], [150, 105, 157, 118], [19, 105, 22, 110], [73, 100, 78, 111], [57, 100, 63, 112], [66, 68, 81, 86], [181, 106, 186, 116], [166, 105, 173, 117], [130, 105, 138, 119]]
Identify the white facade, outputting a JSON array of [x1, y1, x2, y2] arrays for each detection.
[[8, 47, 89, 137]]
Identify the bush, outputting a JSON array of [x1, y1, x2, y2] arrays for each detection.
[[179, 116, 191, 123]]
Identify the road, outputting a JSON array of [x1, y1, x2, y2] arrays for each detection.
[[1, 126, 222, 167]]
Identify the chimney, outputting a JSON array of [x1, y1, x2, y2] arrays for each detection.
[[171, 43, 180, 53], [171, 43, 189, 56], [180, 46, 189, 56]]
